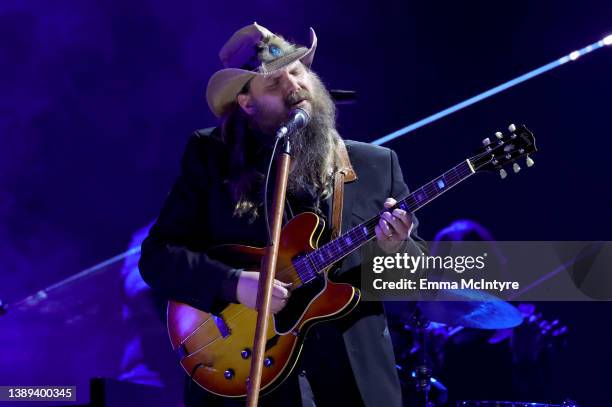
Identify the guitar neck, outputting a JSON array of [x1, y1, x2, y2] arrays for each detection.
[[305, 159, 476, 273]]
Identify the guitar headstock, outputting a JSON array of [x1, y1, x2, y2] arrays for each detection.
[[469, 124, 537, 178]]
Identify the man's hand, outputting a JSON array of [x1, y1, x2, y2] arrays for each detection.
[[236, 271, 292, 313], [375, 197, 414, 254]]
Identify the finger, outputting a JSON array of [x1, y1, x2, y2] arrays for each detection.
[[382, 212, 408, 238], [272, 285, 290, 299], [274, 279, 293, 288], [392, 209, 413, 229], [375, 224, 387, 242], [384, 197, 397, 209], [378, 218, 393, 237]]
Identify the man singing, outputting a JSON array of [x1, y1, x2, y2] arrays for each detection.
[[139, 22, 424, 406]]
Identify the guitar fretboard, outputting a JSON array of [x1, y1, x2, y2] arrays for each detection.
[[300, 159, 475, 279]]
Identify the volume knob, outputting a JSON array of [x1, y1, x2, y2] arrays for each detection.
[[264, 357, 274, 368]]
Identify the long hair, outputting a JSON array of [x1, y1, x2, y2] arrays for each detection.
[[220, 104, 264, 222]]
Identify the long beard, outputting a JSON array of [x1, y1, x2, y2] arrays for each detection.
[[223, 72, 340, 221], [286, 73, 339, 199]]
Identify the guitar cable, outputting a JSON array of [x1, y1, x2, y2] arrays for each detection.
[[263, 136, 283, 245]]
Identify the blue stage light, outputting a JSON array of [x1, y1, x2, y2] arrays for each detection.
[[371, 34, 611, 146]]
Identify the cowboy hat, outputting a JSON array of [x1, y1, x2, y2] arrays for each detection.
[[206, 22, 317, 118]]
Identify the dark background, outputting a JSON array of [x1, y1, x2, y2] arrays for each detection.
[[1, 0, 611, 405]]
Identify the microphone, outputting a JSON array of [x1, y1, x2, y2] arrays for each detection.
[[276, 108, 310, 139]]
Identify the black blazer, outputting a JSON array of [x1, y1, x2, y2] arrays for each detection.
[[139, 127, 425, 406]]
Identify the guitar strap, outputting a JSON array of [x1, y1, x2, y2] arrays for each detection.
[[331, 141, 357, 239]]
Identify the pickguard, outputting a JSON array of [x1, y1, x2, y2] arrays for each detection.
[[273, 273, 326, 334]]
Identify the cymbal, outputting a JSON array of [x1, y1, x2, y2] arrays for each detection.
[[416, 289, 523, 329]]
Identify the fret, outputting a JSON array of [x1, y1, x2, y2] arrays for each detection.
[[404, 194, 418, 212], [295, 257, 315, 282], [454, 166, 464, 183], [454, 164, 465, 180], [353, 227, 366, 244], [329, 241, 340, 258], [305, 253, 319, 274], [423, 182, 438, 200], [443, 167, 454, 183], [446, 168, 457, 184], [323, 245, 332, 260], [328, 242, 341, 258], [413, 188, 427, 204]]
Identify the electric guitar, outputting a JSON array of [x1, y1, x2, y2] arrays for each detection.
[[167, 124, 537, 397]]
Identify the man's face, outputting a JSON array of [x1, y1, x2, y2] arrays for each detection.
[[238, 60, 314, 135], [233, 61, 338, 197]]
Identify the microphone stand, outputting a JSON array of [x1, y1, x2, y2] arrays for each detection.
[[245, 134, 292, 407], [409, 304, 433, 407]]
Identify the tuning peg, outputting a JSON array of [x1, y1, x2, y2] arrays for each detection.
[[513, 163, 521, 173], [482, 137, 491, 146], [508, 123, 516, 132], [499, 168, 508, 179], [526, 155, 534, 167], [495, 131, 503, 139]]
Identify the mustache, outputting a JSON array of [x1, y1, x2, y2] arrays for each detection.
[[286, 89, 311, 107]]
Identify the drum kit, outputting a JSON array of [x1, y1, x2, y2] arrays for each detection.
[[391, 289, 576, 407]]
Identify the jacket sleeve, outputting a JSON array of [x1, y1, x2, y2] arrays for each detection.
[[138, 133, 240, 314]]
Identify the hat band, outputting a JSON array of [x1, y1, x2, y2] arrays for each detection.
[[259, 47, 310, 73]]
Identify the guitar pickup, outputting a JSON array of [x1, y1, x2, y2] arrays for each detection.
[[213, 315, 231, 338]]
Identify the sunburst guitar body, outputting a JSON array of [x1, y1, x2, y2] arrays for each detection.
[[167, 212, 360, 398]]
